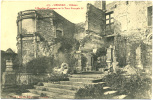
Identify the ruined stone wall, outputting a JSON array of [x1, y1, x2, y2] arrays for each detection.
[[17, 10, 75, 66], [52, 11, 75, 38], [94, 1, 102, 10], [86, 3, 105, 35], [106, 1, 152, 68], [22, 37, 35, 64], [16, 37, 35, 65], [36, 10, 55, 43]]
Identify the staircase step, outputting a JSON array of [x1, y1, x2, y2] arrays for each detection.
[[34, 85, 76, 95], [22, 93, 40, 99], [27, 89, 74, 99], [113, 95, 127, 99], [103, 87, 110, 89], [60, 81, 84, 86], [104, 91, 117, 95], [71, 74, 104, 78], [43, 82, 80, 90], [28, 89, 64, 98], [84, 82, 105, 85], [24, 73, 126, 99], [69, 77, 95, 83]]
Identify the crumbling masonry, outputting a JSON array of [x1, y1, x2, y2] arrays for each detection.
[[17, 1, 152, 73]]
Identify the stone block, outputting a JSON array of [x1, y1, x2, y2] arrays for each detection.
[[2, 71, 16, 88]]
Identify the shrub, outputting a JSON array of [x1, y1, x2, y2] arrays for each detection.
[[40, 93, 47, 97], [49, 73, 69, 82], [102, 73, 151, 99], [37, 82, 44, 86], [75, 73, 151, 99], [26, 56, 54, 75], [42, 88, 47, 91], [124, 75, 151, 99], [102, 73, 127, 90], [75, 84, 109, 99]]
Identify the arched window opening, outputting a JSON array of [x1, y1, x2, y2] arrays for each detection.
[[56, 30, 63, 38]]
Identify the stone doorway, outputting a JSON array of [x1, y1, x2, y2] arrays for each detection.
[[93, 48, 107, 71], [81, 48, 107, 72]]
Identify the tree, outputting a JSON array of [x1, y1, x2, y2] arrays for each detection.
[[26, 56, 55, 75]]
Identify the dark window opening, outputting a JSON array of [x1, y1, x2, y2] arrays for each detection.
[[114, 4, 117, 8], [148, 6, 152, 26], [56, 30, 63, 38], [126, 1, 129, 5]]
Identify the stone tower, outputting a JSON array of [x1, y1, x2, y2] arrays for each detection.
[[16, 10, 75, 66]]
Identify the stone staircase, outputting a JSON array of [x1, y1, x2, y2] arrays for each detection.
[[21, 73, 127, 99]]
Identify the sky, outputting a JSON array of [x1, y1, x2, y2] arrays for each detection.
[[1, 1, 112, 52]]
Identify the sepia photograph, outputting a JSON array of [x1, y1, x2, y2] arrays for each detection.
[[1, 0, 152, 99]]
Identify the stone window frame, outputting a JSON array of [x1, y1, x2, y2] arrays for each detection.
[[105, 11, 114, 33], [55, 30, 63, 38], [105, 11, 114, 26]]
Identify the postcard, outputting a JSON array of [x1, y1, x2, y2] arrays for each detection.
[[1, 0, 152, 99]]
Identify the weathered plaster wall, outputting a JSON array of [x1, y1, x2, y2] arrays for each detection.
[[107, 1, 152, 68], [107, 1, 152, 35]]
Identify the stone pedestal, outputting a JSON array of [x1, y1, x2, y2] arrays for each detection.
[[2, 60, 16, 88], [106, 60, 112, 69], [2, 72, 16, 87]]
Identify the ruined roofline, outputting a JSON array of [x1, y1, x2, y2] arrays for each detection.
[[87, 3, 104, 13], [17, 9, 75, 25], [105, 1, 117, 13], [106, 1, 152, 13]]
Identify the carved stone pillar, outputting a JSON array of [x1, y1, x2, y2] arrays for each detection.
[[136, 45, 143, 70], [106, 45, 113, 69], [112, 46, 118, 73]]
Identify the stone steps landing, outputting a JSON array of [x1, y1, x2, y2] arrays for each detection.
[[69, 77, 97, 83], [34, 85, 76, 95], [42, 82, 80, 90], [22, 74, 127, 99], [71, 74, 104, 78]]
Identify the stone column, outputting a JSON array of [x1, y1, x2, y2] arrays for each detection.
[[112, 46, 118, 73], [86, 53, 92, 71], [76, 51, 82, 73], [78, 53, 82, 73], [5, 60, 13, 71], [106, 45, 113, 69], [136, 45, 143, 70], [126, 39, 131, 65]]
